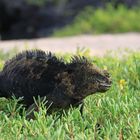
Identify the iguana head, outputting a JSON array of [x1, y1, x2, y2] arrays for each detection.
[[67, 56, 112, 100]]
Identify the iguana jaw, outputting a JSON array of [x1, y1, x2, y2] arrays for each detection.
[[98, 83, 111, 92]]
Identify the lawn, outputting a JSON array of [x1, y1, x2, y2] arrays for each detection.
[[0, 49, 139, 140]]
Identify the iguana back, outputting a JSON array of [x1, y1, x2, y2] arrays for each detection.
[[0, 50, 66, 106]]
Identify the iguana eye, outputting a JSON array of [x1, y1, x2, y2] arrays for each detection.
[[96, 74, 106, 82]]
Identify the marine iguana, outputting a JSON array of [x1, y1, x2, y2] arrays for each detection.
[[0, 50, 111, 116]]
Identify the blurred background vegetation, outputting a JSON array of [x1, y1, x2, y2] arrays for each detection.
[[0, 0, 140, 40]]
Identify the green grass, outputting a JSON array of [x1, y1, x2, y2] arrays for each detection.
[[0, 49, 140, 140], [54, 5, 140, 36]]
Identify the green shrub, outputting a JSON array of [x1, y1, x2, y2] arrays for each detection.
[[54, 5, 140, 36]]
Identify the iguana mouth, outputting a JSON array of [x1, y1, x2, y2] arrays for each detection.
[[96, 76, 112, 92], [98, 83, 111, 92], [100, 83, 111, 87]]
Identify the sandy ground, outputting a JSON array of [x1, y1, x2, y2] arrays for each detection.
[[0, 33, 140, 56]]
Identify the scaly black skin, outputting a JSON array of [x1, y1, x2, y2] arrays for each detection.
[[0, 50, 111, 115]]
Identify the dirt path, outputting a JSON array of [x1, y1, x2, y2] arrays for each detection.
[[0, 33, 140, 56]]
